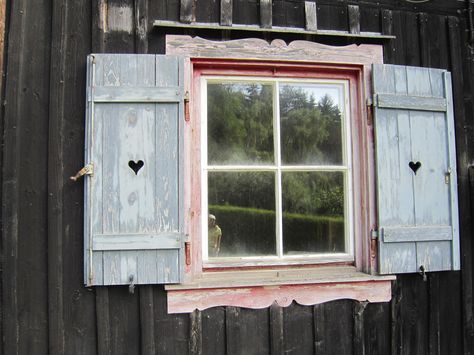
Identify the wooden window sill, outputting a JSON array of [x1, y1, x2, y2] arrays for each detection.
[[165, 266, 395, 313]]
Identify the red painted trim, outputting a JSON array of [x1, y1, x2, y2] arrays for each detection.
[[167, 280, 392, 313]]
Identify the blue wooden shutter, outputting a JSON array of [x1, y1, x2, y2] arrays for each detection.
[[373, 64, 460, 274], [84, 54, 185, 286]]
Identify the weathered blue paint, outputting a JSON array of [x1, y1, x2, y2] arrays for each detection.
[[84, 54, 185, 286], [373, 63, 460, 274]]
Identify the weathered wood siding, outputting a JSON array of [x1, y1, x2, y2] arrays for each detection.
[[1, 0, 473, 354]]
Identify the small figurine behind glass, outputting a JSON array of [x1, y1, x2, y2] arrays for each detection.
[[208, 214, 222, 257]]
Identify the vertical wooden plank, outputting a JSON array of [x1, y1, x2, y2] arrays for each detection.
[[154, 286, 190, 354], [189, 310, 202, 355], [155, 102, 180, 235], [375, 107, 415, 227], [195, 0, 219, 23], [359, 6, 380, 33], [1, 0, 24, 350], [139, 286, 156, 355], [202, 307, 226, 354], [437, 272, 463, 355], [2, 0, 51, 353], [260, 0, 272, 29], [363, 303, 391, 354], [270, 304, 284, 354], [180, 0, 195, 23], [394, 275, 430, 354], [313, 300, 353, 354], [273, 0, 304, 28], [428, 274, 441, 355], [232, 0, 259, 25], [96, 288, 112, 355], [107, 288, 141, 355], [92, 0, 107, 52], [381, 9, 393, 36], [353, 302, 366, 355], [316, 4, 347, 31], [226, 307, 270, 354], [304, 1, 317, 31], [283, 304, 313, 354], [49, 0, 97, 352], [449, 14, 474, 352], [418, 13, 430, 67], [391, 279, 402, 355], [220, 0, 232, 26], [103, 0, 135, 53], [134, 0, 148, 53], [347, 5, 360, 34]]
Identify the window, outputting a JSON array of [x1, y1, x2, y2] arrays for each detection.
[[202, 77, 353, 265], [83, 36, 460, 313]]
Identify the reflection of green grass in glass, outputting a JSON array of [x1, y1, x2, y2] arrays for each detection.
[[209, 204, 343, 223]]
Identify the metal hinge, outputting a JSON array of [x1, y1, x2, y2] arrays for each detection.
[[371, 229, 379, 240], [184, 91, 190, 122]]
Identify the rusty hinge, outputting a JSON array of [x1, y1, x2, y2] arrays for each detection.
[[184, 91, 190, 122], [185, 241, 191, 265], [371, 229, 378, 240], [366, 97, 374, 126]]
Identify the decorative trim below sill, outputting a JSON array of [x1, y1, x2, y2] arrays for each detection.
[[167, 279, 393, 313]]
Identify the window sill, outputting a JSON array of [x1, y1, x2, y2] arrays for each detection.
[[165, 266, 395, 313]]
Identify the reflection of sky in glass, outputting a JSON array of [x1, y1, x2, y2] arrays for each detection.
[[288, 84, 342, 108], [208, 81, 343, 109]]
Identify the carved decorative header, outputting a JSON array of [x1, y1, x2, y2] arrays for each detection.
[[166, 35, 383, 66]]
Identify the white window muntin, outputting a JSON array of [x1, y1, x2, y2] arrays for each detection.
[[201, 75, 353, 266]]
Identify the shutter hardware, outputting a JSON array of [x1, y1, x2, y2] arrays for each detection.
[[371, 229, 378, 240], [70, 164, 94, 181], [184, 91, 190, 122], [445, 167, 452, 184]]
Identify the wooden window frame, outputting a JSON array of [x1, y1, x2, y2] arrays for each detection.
[[200, 73, 354, 266], [165, 36, 394, 313]]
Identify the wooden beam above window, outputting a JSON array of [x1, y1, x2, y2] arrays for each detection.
[[153, 20, 395, 40]]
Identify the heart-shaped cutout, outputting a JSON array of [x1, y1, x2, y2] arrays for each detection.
[[409, 161, 421, 175], [128, 160, 144, 175]]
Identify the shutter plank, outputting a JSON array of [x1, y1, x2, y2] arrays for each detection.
[[375, 108, 415, 226], [379, 243, 417, 275], [417, 241, 452, 272], [410, 111, 450, 226], [444, 72, 460, 270], [137, 250, 159, 284], [156, 103, 180, 232]]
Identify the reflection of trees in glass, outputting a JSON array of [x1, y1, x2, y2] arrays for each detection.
[[282, 172, 344, 217], [280, 85, 342, 165], [207, 83, 274, 164], [207, 82, 346, 256]]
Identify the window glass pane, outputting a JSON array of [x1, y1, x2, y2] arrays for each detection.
[[279, 84, 343, 165], [282, 172, 345, 254], [207, 83, 274, 165], [208, 171, 276, 257]]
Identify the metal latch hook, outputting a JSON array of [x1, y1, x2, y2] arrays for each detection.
[[70, 164, 93, 181]]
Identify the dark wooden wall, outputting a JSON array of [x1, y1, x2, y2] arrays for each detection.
[[1, 0, 473, 354]]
